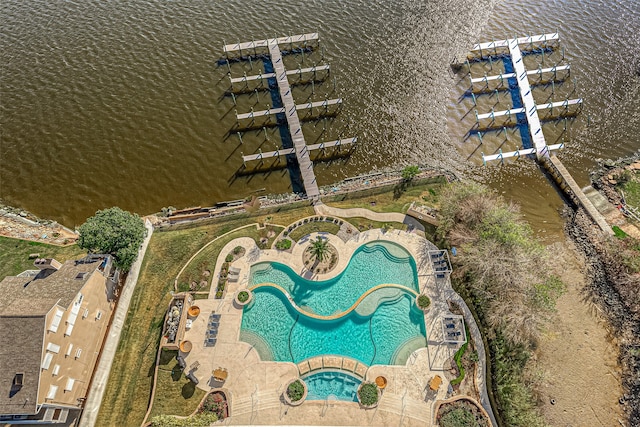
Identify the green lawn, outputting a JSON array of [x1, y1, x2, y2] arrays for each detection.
[[148, 350, 206, 419], [320, 176, 446, 213], [621, 179, 640, 210], [96, 216, 265, 427], [0, 237, 85, 278], [177, 224, 284, 293], [288, 221, 341, 241]]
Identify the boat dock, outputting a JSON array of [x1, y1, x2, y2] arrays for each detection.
[[235, 98, 342, 120], [469, 64, 570, 84], [476, 98, 582, 120], [241, 137, 357, 162], [223, 33, 356, 201], [464, 33, 613, 235], [228, 64, 330, 84]]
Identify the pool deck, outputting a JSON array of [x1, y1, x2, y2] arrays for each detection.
[[176, 227, 494, 426]]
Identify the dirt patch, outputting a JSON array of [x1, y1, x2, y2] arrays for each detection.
[[535, 240, 623, 427]]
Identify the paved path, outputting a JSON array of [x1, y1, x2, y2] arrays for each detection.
[[314, 201, 407, 223], [78, 219, 154, 427]]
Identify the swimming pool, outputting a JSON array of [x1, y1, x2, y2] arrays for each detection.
[[240, 241, 427, 365], [303, 371, 361, 402]]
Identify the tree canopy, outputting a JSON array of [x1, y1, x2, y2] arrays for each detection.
[[401, 165, 420, 181], [309, 237, 330, 262], [78, 207, 146, 271]]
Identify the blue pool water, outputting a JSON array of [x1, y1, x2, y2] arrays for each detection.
[[249, 241, 418, 316], [304, 371, 361, 402], [240, 241, 427, 365]]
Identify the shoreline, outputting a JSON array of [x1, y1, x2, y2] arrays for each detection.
[[0, 201, 78, 246]]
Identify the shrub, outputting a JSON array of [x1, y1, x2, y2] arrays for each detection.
[[276, 239, 292, 250], [201, 392, 227, 419], [417, 294, 431, 309], [150, 413, 218, 427], [286, 380, 305, 402], [233, 246, 243, 254], [402, 165, 420, 181], [225, 253, 234, 263], [450, 340, 468, 386], [358, 383, 379, 406], [237, 291, 249, 303], [439, 406, 485, 427]]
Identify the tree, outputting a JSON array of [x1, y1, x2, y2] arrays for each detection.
[[309, 237, 330, 263], [78, 207, 146, 271], [401, 165, 420, 182]]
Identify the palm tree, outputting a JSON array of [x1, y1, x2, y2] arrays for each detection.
[[309, 237, 330, 263]]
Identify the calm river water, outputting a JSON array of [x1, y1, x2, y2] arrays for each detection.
[[1, 0, 638, 235]]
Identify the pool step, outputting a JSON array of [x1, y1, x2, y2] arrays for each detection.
[[232, 391, 283, 415], [377, 393, 431, 423]]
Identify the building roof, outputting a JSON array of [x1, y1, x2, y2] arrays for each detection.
[[0, 256, 106, 415], [0, 258, 103, 314], [0, 316, 46, 415]]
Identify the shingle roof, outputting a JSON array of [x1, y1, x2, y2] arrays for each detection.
[[0, 257, 103, 415], [0, 316, 45, 415], [0, 258, 102, 312]]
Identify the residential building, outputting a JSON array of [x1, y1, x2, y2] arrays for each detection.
[[0, 256, 116, 425]]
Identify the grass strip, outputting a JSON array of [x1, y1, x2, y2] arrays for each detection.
[[0, 236, 85, 278]]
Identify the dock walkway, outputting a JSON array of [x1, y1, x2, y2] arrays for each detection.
[[268, 42, 319, 199]]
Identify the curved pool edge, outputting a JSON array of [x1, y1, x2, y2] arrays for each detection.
[[248, 282, 419, 321]]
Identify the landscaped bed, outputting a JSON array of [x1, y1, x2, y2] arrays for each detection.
[[288, 221, 340, 241], [436, 399, 488, 427]]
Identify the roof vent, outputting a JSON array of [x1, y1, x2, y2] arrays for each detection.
[[13, 373, 24, 388], [75, 272, 87, 280]]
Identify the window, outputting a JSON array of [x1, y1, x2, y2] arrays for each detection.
[[46, 342, 60, 353], [46, 384, 58, 399], [52, 365, 60, 376], [42, 353, 53, 370], [48, 308, 64, 333]]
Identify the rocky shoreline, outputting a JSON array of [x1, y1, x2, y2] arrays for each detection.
[[0, 201, 78, 246], [565, 153, 640, 426]]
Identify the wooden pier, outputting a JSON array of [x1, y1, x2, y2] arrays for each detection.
[[235, 98, 342, 120], [242, 137, 357, 162], [476, 98, 582, 120], [468, 33, 569, 161], [223, 33, 319, 55], [224, 33, 356, 200], [229, 65, 330, 84], [465, 33, 613, 235], [469, 64, 570, 84]]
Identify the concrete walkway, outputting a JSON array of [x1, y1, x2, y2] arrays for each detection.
[[314, 201, 407, 223], [78, 219, 154, 427]]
